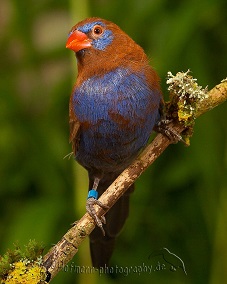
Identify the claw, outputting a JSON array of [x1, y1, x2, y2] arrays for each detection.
[[86, 197, 109, 236], [155, 119, 186, 145]]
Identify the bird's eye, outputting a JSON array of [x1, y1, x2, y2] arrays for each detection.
[[93, 25, 103, 36]]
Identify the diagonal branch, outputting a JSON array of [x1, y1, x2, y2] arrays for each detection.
[[42, 75, 227, 282]]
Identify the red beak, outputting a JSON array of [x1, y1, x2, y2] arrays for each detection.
[[66, 30, 91, 52]]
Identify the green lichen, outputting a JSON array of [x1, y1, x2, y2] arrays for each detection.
[[166, 70, 209, 125], [2, 260, 47, 284], [0, 240, 46, 283], [166, 70, 209, 144]]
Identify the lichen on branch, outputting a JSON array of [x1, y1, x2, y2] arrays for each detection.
[[0, 240, 47, 284], [166, 70, 209, 125]]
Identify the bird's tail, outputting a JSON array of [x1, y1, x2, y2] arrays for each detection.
[[89, 176, 134, 268]]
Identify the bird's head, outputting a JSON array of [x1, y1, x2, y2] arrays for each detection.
[[66, 18, 115, 53], [66, 18, 147, 71]]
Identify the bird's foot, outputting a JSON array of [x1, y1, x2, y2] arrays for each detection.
[[155, 119, 186, 145], [86, 190, 109, 236]]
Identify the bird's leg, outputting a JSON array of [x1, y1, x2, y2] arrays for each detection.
[[154, 118, 186, 145], [86, 177, 109, 235]]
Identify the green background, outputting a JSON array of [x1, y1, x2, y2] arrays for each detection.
[[0, 0, 226, 283]]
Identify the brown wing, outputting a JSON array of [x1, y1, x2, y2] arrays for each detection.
[[69, 96, 81, 155]]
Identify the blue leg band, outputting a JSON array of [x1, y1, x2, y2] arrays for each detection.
[[87, 189, 98, 200]]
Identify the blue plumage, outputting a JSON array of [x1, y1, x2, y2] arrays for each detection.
[[73, 67, 161, 171]]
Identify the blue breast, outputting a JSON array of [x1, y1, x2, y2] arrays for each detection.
[[73, 67, 161, 172]]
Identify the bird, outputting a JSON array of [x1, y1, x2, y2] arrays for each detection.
[[66, 17, 164, 268]]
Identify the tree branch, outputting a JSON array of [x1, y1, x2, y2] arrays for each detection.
[[41, 73, 227, 282]]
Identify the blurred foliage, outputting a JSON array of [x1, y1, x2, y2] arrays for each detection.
[[0, 0, 226, 283]]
